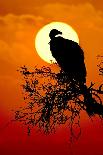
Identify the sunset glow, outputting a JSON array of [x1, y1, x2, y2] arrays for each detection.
[[0, 1, 103, 155], [35, 22, 79, 63]]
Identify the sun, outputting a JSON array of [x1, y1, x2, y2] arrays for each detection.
[[35, 22, 79, 63]]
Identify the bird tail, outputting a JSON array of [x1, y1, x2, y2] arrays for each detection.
[[81, 84, 103, 116]]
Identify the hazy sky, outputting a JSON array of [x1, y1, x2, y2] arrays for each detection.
[[0, 0, 103, 109], [0, 0, 103, 15]]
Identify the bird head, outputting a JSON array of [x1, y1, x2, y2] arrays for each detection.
[[49, 29, 62, 39]]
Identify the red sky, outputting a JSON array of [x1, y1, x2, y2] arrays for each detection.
[[0, 1, 103, 155]]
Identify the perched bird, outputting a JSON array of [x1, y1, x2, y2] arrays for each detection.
[[49, 29, 87, 84], [49, 29, 103, 116]]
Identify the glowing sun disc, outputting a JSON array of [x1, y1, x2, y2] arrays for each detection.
[[35, 22, 79, 63]]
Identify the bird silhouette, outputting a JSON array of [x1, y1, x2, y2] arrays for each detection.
[[49, 29, 103, 116], [49, 29, 86, 84]]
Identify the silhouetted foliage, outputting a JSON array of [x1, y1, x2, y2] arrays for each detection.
[[15, 64, 103, 141], [97, 55, 103, 76]]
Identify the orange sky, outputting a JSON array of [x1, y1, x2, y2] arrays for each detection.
[[0, 1, 103, 112], [0, 1, 103, 155], [0, 0, 103, 15]]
